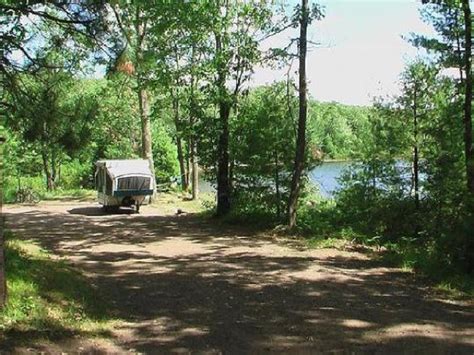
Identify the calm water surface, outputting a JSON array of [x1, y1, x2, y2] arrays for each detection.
[[309, 161, 351, 197], [199, 161, 351, 198]]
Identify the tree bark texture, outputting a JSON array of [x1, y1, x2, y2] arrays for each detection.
[[462, 0, 473, 193], [288, 0, 309, 228], [135, 9, 156, 195], [215, 33, 231, 216], [137, 88, 156, 193]]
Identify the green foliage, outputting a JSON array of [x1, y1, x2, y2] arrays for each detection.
[[230, 83, 298, 220], [92, 75, 141, 160], [152, 120, 179, 183], [308, 102, 371, 159]]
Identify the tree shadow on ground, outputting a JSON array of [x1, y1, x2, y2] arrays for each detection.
[[68, 206, 136, 216], [3, 206, 474, 353], [0, 238, 114, 352]]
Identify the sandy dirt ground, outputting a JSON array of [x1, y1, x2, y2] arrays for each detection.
[[2, 201, 473, 354]]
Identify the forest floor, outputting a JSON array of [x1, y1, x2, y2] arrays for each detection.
[[2, 198, 474, 353]]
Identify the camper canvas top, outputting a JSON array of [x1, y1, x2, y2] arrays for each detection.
[[95, 159, 153, 179]]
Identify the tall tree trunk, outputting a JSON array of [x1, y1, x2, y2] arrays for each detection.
[[172, 95, 188, 191], [135, 8, 156, 196], [462, 0, 473, 193], [413, 87, 420, 210], [137, 87, 156, 193], [215, 33, 231, 216], [189, 45, 199, 200], [0, 136, 7, 308], [216, 101, 231, 216], [288, 0, 309, 228]]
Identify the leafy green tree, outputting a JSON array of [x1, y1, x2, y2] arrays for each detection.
[[7, 68, 98, 191], [231, 83, 299, 220], [206, 2, 276, 216], [106, 1, 159, 191], [414, 0, 473, 194], [397, 61, 440, 210], [288, 0, 324, 227]]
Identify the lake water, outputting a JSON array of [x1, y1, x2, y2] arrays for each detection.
[[309, 161, 350, 198], [199, 161, 351, 198]]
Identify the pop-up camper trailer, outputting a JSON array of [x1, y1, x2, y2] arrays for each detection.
[[95, 160, 154, 212]]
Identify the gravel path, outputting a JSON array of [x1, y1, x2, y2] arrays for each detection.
[[4, 201, 473, 354]]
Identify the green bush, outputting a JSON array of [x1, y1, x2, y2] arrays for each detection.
[[3, 176, 45, 203], [58, 159, 93, 189]]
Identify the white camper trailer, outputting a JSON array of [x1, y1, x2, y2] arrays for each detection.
[[95, 160, 154, 213]]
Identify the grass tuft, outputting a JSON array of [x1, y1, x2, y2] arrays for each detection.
[[0, 234, 115, 343]]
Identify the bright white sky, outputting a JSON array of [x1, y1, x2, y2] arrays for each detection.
[[253, 0, 435, 106]]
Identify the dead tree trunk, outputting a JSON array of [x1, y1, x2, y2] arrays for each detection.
[[288, 0, 309, 228]]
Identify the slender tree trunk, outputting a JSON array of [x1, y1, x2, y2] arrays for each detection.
[[216, 102, 231, 216], [51, 151, 57, 189], [135, 8, 156, 196], [0, 137, 7, 308], [413, 87, 420, 210], [462, 0, 473, 193], [185, 144, 191, 191], [274, 150, 281, 219], [189, 45, 199, 200], [215, 33, 231, 216], [288, 0, 309, 228], [137, 87, 156, 192], [176, 136, 187, 190], [41, 150, 54, 191], [172, 94, 188, 191], [191, 138, 199, 200]]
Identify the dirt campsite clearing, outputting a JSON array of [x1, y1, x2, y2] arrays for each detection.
[[3, 200, 473, 353]]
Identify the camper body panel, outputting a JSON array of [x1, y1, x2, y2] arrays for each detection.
[[94, 160, 154, 212]]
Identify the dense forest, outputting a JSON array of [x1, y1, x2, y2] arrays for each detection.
[[0, 0, 473, 307]]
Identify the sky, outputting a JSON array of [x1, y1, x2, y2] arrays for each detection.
[[253, 0, 435, 106]]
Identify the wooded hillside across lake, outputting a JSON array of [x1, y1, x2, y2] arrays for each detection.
[[0, 0, 473, 351]]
